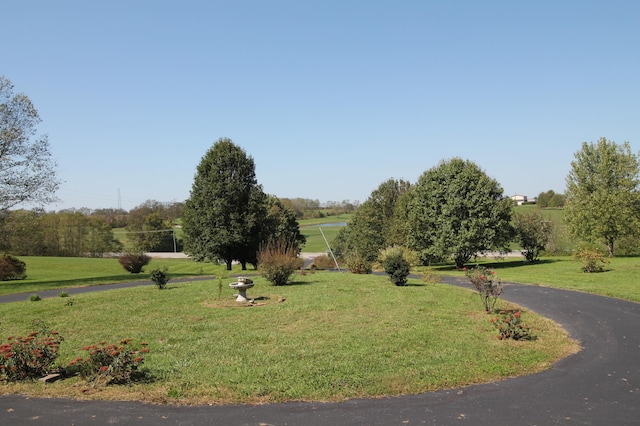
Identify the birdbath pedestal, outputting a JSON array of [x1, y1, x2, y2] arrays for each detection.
[[229, 277, 254, 302]]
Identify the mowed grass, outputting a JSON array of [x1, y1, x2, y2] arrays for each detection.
[[0, 272, 577, 405], [426, 256, 640, 303], [0, 257, 230, 296]]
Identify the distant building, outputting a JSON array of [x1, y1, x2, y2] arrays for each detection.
[[510, 194, 528, 205]]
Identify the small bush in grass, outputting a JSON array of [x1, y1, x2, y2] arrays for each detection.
[[0, 321, 63, 382], [150, 268, 169, 289], [29, 294, 41, 302], [0, 253, 27, 281], [573, 248, 610, 273], [465, 266, 503, 313], [59, 291, 69, 298], [118, 253, 151, 274], [258, 239, 304, 286], [69, 338, 148, 385], [491, 310, 536, 341], [379, 246, 413, 286]]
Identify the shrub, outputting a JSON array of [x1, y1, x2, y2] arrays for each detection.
[[346, 252, 372, 274], [311, 255, 337, 270], [0, 253, 27, 281], [69, 338, 148, 385], [465, 266, 503, 313], [29, 294, 41, 302], [573, 248, 610, 273], [381, 253, 410, 286], [59, 291, 69, 298], [491, 310, 536, 341], [257, 239, 304, 286], [150, 268, 169, 289], [118, 253, 151, 274], [0, 321, 63, 381]]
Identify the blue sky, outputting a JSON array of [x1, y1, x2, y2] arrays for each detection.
[[4, 1, 639, 211]]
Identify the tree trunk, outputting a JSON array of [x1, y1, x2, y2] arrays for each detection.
[[607, 238, 615, 257], [226, 259, 232, 270]]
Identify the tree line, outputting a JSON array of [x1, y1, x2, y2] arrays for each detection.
[[333, 137, 640, 268]]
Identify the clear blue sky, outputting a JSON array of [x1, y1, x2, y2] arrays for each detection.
[[4, 0, 639, 211]]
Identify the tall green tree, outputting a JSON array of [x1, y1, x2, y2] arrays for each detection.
[[407, 158, 513, 268], [182, 138, 267, 270], [0, 76, 60, 210], [564, 138, 640, 257], [334, 178, 411, 263]]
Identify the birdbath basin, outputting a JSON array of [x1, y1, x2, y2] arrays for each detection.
[[229, 277, 254, 302]]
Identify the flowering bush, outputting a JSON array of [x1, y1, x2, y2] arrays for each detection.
[[69, 338, 148, 385], [464, 266, 503, 313], [0, 321, 63, 381], [491, 310, 536, 341]]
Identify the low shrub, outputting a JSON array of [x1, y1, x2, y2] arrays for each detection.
[[465, 266, 503, 313], [0, 253, 27, 281], [491, 310, 536, 341], [346, 252, 372, 274], [381, 252, 410, 286], [573, 248, 610, 273], [311, 255, 336, 270], [59, 291, 69, 298], [29, 294, 41, 302], [150, 268, 169, 289], [0, 321, 63, 382], [257, 239, 304, 286], [118, 253, 151, 274], [69, 338, 148, 385]]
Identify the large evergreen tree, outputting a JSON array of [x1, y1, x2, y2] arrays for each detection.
[[407, 158, 513, 268], [182, 138, 267, 270], [564, 138, 640, 257]]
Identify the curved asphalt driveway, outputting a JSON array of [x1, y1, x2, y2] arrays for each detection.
[[1, 277, 639, 425]]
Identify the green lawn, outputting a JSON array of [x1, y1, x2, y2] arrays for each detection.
[[425, 255, 640, 303], [0, 271, 576, 405]]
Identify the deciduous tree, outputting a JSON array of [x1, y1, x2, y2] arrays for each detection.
[[407, 158, 513, 268], [0, 76, 60, 210], [564, 138, 640, 257]]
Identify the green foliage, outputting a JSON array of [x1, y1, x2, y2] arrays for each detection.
[[335, 179, 412, 263], [257, 239, 304, 285], [381, 252, 410, 286], [491, 310, 536, 341], [29, 294, 41, 302], [59, 291, 69, 297], [182, 138, 268, 270], [150, 267, 169, 289], [536, 190, 566, 208], [513, 211, 552, 262], [118, 253, 151, 274], [573, 248, 610, 273], [565, 138, 640, 257], [465, 266, 503, 313], [0, 253, 26, 280], [0, 321, 63, 381], [408, 158, 514, 268], [69, 339, 148, 385]]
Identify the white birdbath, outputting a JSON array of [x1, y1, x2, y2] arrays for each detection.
[[229, 277, 254, 302]]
